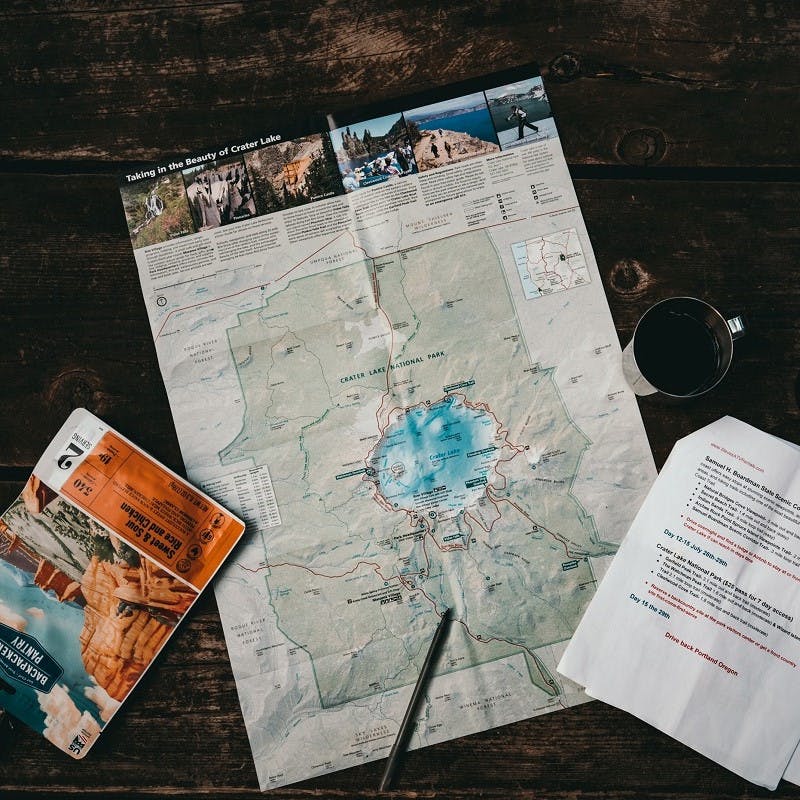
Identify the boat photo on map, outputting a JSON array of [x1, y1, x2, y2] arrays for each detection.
[[329, 112, 417, 192], [182, 157, 256, 231], [120, 173, 193, 250], [403, 91, 500, 172], [244, 133, 342, 216], [485, 76, 557, 150]]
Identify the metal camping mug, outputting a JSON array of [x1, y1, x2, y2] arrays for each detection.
[[622, 296, 746, 399]]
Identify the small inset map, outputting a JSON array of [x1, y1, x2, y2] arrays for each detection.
[[511, 227, 590, 299]]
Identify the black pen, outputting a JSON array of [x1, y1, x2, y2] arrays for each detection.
[[379, 607, 452, 792]]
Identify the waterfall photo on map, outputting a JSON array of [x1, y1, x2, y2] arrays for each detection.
[[119, 173, 193, 249]]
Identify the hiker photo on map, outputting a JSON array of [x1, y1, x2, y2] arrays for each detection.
[[485, 76, 557, 150], [403, 92, 500, 172], [182, 156, 256, 232], [120, 173, 193, 249], [244, 133, 342, 216], [329, 112, 417, 192]]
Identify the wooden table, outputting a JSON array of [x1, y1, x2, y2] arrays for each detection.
[[2, 2, 799, 797]]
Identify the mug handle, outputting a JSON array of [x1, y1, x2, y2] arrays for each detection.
[[727, 315, 746, 340]]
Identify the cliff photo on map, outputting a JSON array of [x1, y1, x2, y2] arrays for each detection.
[[404, 91, 500, 172], [244, 133, 342, 216]]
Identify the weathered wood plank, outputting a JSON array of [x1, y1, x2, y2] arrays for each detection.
[[2, 3, 799, 798], [1, 174, 799, 469], [0, 325, 185, 472], [1, 571, 797, 791], [3, 178, 798, 798], [4, 673, 800, 796], [0, 483, 22, 510], [0, 1, 798, 167]]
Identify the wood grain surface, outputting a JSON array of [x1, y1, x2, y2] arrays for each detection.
[[1, 1, 800, 797]]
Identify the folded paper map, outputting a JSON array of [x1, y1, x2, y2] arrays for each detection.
[[119, 64, 657, 788], [559, 417, 800, 789]]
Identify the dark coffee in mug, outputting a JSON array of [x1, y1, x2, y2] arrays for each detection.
[[633, 306, 721, 396], [623, 296, 744, 399]]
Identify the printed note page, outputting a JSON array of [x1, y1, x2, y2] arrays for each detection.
[[558, 416, 800, 789]]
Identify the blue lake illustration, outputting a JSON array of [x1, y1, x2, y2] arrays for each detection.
[[370, 395, 504, 515]]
